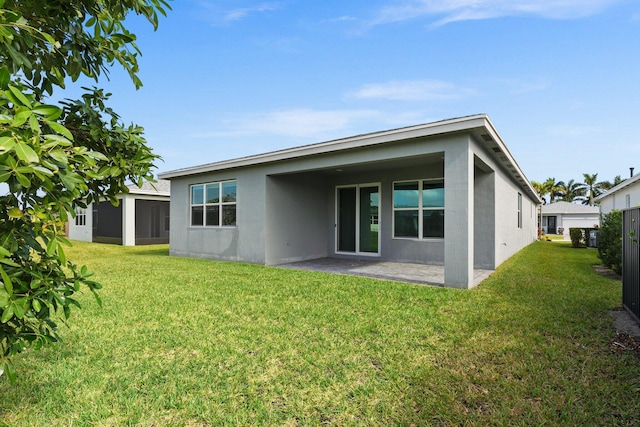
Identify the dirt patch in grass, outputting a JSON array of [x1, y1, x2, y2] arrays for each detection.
[[592, 264, 622, 281], [610, 332, 640, 360]]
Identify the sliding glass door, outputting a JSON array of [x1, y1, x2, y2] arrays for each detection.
[[336, 184, 380, 255]]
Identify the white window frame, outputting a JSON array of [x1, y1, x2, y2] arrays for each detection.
[[392, 178, 444, 240], [190, 180, 237, 228], [75, 207, 87, 226]]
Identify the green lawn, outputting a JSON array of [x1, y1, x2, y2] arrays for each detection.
[[1, 241, 639, 426]]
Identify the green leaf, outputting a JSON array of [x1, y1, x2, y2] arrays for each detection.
[[12, 301, 24, 319], [29, 114, 40, 133], [14, 171, 30, 187], [0, 265, 12, 295], [45, 120, 73, 140], [46, 238, 57, 256], [32, 105, 62, 120], [0, 136, 15, 153], [11, 108, 31, 127], [0, 66, 9, 89], [57, 243, 67, 264], [0, 170, 12, 183], [43, 134, 72, 146], [14, 142, 39, 163], [1, 304, 14, 323], [8, 85, 32, 107], [49, 149, 69, 165], [0, 289, 9, 308], [1, 359, 16, 383], [32, 298, 41, 312]]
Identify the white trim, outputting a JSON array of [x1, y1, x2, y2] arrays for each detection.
[[335, 183, 381, 256]]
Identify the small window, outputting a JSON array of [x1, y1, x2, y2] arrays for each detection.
[[75, 207, 87, 226], [517, 193, 523, 229], [626, 194, 631, 208], [393, 179, 444, 239], [191, 180, 237, 227]]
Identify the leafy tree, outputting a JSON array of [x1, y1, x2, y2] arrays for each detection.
[[0, 0, 169, 381]]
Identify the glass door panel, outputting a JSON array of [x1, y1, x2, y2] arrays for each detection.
[[359, 186, 379, 253], [336, 184, 380, 255], [337, 187, 356, 252]]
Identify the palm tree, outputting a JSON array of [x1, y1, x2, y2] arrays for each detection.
[[581, 173, 606, 206], [544, 177, 563, 203], [599, 175, 625, 191], [531, 180, 550, 204], [557, 179, 585, 203]]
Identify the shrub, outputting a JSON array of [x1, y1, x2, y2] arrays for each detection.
[[569, 228, 585, 247], [598, 210, 622, 274]]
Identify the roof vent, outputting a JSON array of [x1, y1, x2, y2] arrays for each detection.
[[631, 167, 635, 178], [481, 134, 493, 142], [492, 147, 501, 153]]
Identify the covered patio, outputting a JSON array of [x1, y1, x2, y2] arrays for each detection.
[[277, 258, 494, 287]]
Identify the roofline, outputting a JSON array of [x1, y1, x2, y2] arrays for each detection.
[[594, 172, 640, 201], [159, 114, 541, 204]]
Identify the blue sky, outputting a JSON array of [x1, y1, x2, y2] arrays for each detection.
[[72, 0, 640, 186]]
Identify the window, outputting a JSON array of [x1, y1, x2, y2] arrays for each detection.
[[75, 207, 87, 226], [393, 179, 444, 239], [190, 180, 236, 227], [517, 193, 523, 228], [626, 194, 631, 208]]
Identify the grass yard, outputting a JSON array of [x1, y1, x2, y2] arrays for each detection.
[[1, 241, 639, 426]]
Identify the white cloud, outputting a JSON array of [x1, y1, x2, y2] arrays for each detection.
[[347, 79, 476, 101], [194, 1, 281, 25], [192, 109, 383, 140], [368, 0, 624, 27], [224, 3, 280, 22]]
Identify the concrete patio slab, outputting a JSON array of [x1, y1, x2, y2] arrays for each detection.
[[277, 258, 494, 287]]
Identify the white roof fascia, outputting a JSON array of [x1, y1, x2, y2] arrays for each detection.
[[159, 114, 541, 204], [594, 172, 640, 201]]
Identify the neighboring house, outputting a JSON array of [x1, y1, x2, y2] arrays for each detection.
[[158, 115, 541, 289], [67, 180, 170, 246], [540, 201, 600, 235], [594, 172, 640, 215]]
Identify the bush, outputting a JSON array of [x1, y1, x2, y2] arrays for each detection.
[[569, 228, 585, 247], [598, 210, 622, 274]]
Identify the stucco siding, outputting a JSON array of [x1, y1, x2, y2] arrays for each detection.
[[161, 116, 541, 289], [599, 181, 640, 215], [265, 173, 329, 264], [470, 137, 537, 267]]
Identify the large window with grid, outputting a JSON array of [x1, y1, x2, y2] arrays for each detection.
[[190, 181, 237, 227], [393, 179, 444, 239]]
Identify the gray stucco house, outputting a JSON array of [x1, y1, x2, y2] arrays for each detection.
[[159, 115, 541, 289]]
